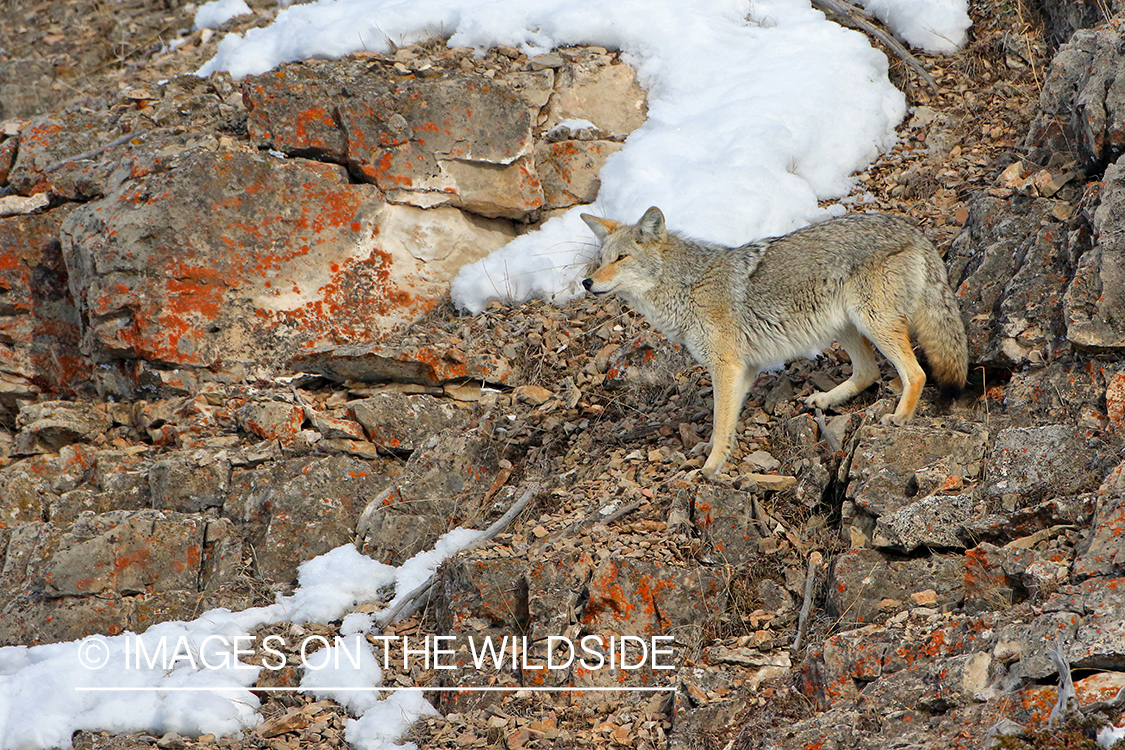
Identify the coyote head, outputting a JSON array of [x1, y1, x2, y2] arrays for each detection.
[[580, 206, 667, 298]]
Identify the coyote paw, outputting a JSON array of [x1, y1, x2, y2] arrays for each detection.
[[804, 391, 835, 410], [880, 413, 911, 426], [690, 439, 713, 457], [701, 447, 728, 480]]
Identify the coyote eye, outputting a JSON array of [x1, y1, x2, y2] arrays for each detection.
[[615, 253, 630, 262]]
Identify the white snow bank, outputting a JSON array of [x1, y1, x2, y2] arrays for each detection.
[[855, 0, 971, 53], [1099, 723, 1125, 749], [194, 0, 970, 314], [0, 529, 481, 750], [193, 0, 253, 31]]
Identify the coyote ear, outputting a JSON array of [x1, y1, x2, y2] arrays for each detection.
[[581, 214, 619, 242], [637, 206, 666, 242]]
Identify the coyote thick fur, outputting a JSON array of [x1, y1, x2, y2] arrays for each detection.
[[581, 207, 968, 479]]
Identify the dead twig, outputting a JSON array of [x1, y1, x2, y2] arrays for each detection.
[[811, 0, 938, 93], [792, 553, 821, 652], [751, 495, 778, 537], [599, 499, 643, 526], [813, 407, 841, 454], [44, 131, 147, 173], [1047, 637, 1078, 728]]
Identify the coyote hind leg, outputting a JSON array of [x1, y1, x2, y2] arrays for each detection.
[[864, 317, 926, 425], [805, 324, 880, 411]]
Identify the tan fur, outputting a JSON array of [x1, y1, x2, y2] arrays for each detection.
[[581, 207, 968, 479]]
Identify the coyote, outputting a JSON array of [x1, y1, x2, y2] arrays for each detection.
[[581, 207, 968, 479]]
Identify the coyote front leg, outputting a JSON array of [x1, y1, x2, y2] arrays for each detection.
[[701, 358, 753, 479]]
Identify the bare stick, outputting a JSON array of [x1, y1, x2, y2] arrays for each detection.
[[792, 555, 820, 652], [1048, 637, 1077, 728], [811, 0, 938, 92], [45, 132, 144, 173], [376, 485, 537, 627], [599, 499, 643, 526], [813, 407, 841, 454], [751, 495, 782, 537]]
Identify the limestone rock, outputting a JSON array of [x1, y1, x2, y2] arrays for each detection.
[[7, 80, 239, 202], [242, 64, 349, 161], [679, 485, 762, 568], [350, 393, 468, 452], [372, 202, 515, 266], [61, 150, 397, 394], [246, 61, 543, 219], [545, 61, 647, 136], [7, 110, 132, 200], [843, 421, 988, 548], [986, 424, 1118, 500], [149, 451, 231, 513], [0, 206, 89, 411], [536, 140, 621, 209], [1026, 25, 1125, 166], [223, 454, 391, 582], [37, 510, 206, 597], [1066, 154, 1125, 350], [13, 400, 112, 455], [1073, 459, 1125, 579], [827, 548, 964, 626], [946, 195, 1072, 367], [872, 492, 979, 552], [237, 401, 304, 442]]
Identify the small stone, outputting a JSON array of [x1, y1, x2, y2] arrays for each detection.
[[157, 733, 187, 750], [910, 589, 938, 606], [684, 681, 709, 706], [515, 385, 554, 405], [744, 450, 780, 473], [740, 473, 797, 492], [0, 192, 50, 217], [528, 52, 564, 70], [506, 727, 532, 749], [908, 106, 936, 127], [258, 706, 311, 738]]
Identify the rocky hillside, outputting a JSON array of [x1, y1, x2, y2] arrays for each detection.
[[1, 1, 1124, 749]]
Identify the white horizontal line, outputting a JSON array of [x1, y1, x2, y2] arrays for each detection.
[[74, 686, 673, 693]]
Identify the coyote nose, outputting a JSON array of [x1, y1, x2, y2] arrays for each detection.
[[582, 278, 593, 291]]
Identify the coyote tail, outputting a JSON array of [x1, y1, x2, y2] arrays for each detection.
[[911, 255, 969, 389]]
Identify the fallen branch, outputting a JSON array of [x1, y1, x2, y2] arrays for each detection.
[[599, 499, 643, 526], [792, 553, 821, 652], [811, 0, 938, 93], [45, 131, 146, 173], [376, 484, 537, 627], [813, 407, 842, 455], [751, 496, 783, 538], [1047, 637, 1078, 728]]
